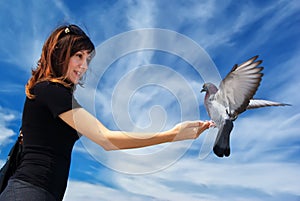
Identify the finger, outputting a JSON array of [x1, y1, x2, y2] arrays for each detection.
[[200, 121, 211, 128], [188, 120, 209, 128], [208, 120, 216, 128]]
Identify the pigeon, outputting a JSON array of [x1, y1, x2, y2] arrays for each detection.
[[201, 55, 290, 157]]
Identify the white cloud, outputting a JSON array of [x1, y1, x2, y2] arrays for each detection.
[[64, 156, 300, 201], [126, 0, 157, 29], [161, 159, 300, 199], [64, 180, 148, 201], [229, 111, 300, 161], [0, 107, 18, 146]]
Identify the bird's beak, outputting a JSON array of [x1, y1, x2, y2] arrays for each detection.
[[201, 84, 207, 93]]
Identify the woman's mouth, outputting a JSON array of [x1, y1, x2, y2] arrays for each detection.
[[74, 70, 82, 77], [68, 69, 85, 84]]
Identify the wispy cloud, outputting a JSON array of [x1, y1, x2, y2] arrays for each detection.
[[126, 0, 157, 29]]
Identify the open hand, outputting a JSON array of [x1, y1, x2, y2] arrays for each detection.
[[172, 120, 213, 141]]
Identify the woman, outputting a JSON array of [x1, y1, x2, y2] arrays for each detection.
[[0, 24, 212, 201]]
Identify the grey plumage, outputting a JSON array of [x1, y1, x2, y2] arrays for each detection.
[[201, 55, 290, 157]]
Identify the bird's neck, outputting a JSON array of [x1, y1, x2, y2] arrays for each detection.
[[205, 91, 212, 100]]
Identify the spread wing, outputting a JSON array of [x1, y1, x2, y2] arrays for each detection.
[[215, 55, 264, 116]]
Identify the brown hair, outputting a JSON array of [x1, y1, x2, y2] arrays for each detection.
[[25, 24, 95, 99]]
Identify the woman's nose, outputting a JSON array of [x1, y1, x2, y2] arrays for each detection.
[[79, 61, 88, 69]]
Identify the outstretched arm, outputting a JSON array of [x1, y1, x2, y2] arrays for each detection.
[[59, 108, 211, 150]]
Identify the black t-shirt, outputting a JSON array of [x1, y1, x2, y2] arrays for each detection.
[[13, 81, 81, 200]]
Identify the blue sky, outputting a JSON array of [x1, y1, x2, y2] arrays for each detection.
[[0, 0, 300, 200]]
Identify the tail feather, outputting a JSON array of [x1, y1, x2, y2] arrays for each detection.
[[247, 99, 291, 109], [213, 120, 234, 157]]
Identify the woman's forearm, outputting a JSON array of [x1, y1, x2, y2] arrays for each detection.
[[101, 129, 176, 150]]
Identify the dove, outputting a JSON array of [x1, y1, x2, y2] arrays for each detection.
[[201, 55, 290, 157]]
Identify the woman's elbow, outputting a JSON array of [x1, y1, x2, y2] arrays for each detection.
[[100, 141, 119, 151], [102, 144, 115, 151]]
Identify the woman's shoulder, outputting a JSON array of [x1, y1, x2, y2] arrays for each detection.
[[34, 80, 50, 88], [35, 81, 70, 89], [33, 81, 73, 95]]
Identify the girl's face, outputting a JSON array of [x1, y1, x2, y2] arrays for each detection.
[[66, 50, 91, 84]]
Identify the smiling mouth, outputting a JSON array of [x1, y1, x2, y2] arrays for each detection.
[[74, 70, 82, 76]]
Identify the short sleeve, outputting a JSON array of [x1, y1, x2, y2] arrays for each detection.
[[34, 82, 81, 118]]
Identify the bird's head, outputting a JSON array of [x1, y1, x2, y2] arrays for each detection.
[[201, 83, 218, 94], [201, 83, 208, 93]]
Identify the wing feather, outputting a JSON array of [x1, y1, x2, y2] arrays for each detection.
[[215, 55, 264, 116]]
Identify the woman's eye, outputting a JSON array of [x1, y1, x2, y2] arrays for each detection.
[[76, 53, 83, 58]]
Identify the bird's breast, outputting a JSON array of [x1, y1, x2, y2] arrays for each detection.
[[208, 99, 230, 125]]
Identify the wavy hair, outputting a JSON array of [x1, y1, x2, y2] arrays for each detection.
[[25, 24, 95, 99]]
